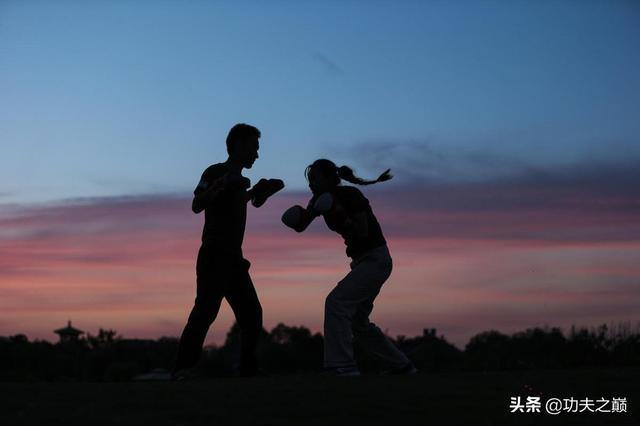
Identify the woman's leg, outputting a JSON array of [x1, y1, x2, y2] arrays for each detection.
[[352, 246, 411, 370], [352, 303, 411, 370], [324, 245, 404, 369]]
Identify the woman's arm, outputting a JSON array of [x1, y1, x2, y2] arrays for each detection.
[[295, 206, 317, 232], [282, 205, 316, 232], [282, 196, 321, 232], [327, 203, 368, 238]]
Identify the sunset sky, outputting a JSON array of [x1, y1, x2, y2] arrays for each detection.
[[1, 1, 639, 348]]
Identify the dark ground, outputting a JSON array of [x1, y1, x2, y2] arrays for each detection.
[[2, 368, 638, 426]]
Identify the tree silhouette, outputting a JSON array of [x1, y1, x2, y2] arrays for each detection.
[[0, 322, 638, 381]]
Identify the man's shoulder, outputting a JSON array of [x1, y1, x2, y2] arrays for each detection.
[[194, 163, 228, 195], [202, 162, 229, 179]]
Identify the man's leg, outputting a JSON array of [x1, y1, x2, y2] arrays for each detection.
[[225, 258, 263, 375], [174, 250, 227, 373]]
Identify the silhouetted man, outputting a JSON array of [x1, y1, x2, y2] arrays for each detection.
[[173, 123, 283, 378]]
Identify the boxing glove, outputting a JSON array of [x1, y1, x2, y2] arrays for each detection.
[[281, 205, 305, 230], [250, 178, 285, 207]]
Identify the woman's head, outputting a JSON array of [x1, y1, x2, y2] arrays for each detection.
[[305, 159, 392, 194]]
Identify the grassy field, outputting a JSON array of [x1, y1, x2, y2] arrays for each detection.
[[1, 368, 638, 426]]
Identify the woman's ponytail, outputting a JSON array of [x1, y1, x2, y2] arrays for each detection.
[[337, 165, 393, 186], [306, 159, 393, 187]]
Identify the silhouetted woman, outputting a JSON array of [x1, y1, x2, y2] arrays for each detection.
[[282, 159, 416, 376]]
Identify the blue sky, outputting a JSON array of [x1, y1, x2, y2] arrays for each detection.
[[1, 1, 640, 344], [1, 0, 639, 204]]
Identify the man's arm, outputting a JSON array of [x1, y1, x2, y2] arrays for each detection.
[[192, 170, 253, 213], [192, 174, 227, 213]]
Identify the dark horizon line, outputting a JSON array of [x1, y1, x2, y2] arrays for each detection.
[[5, 320, 640, 350]]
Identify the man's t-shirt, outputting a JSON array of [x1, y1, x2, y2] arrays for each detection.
[[195, 162, 247, 256], [311, 185, 387, 259]]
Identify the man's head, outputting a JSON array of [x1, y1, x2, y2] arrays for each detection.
[[226, 123, 260, 169]]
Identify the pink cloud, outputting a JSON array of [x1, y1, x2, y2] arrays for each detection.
[[1, 183, 639, 348]]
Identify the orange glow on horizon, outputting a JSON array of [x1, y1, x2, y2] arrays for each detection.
[[1, 193, 639, 348]]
